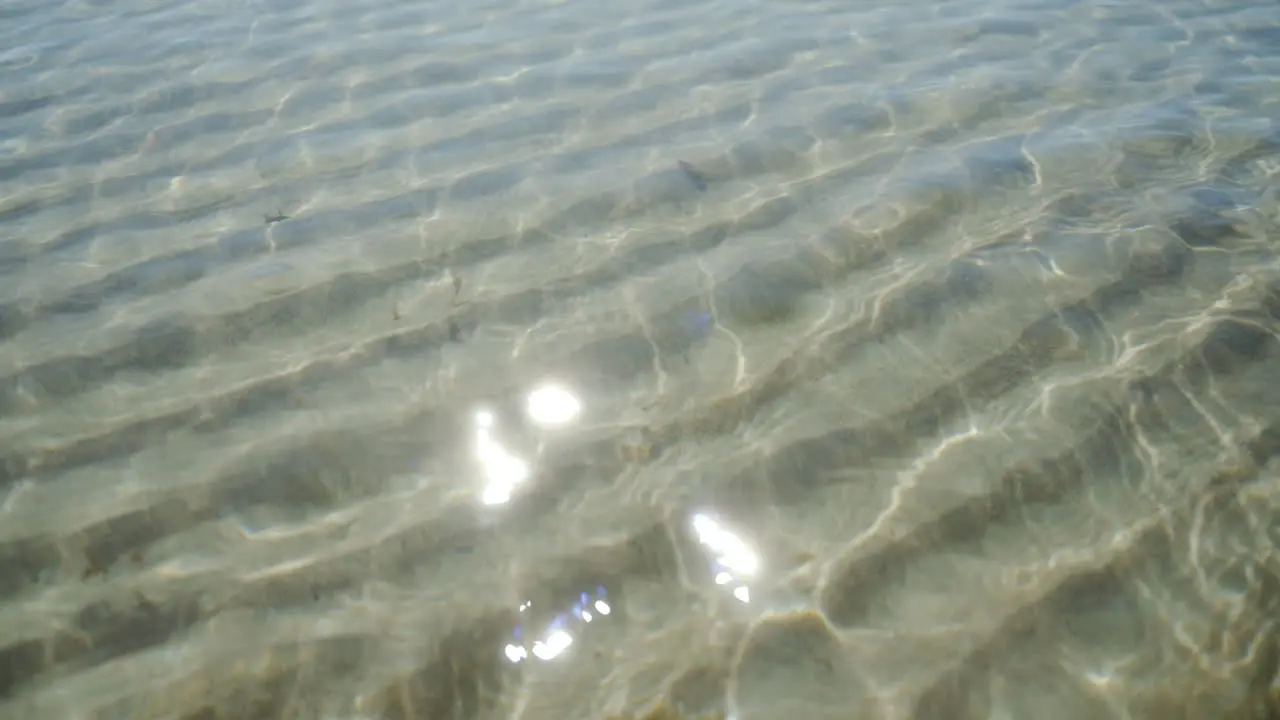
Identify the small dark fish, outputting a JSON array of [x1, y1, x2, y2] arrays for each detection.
[[133, 592, 160, 616], [264, 211, 289, 225], [677, 160, 709, 192], [451, 272, 463, 297], [448, 319, 461, 342]]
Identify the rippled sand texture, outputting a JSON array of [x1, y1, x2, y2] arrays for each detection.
[[4, 0, 1280, 717]]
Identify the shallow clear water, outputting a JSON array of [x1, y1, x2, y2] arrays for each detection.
[[2, 0, 1280, 718]]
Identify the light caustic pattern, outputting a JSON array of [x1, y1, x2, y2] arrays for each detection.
[[2, 0, 1280, 717]]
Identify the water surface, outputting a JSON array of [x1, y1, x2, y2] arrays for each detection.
[[2, 0, 1280, 718]]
